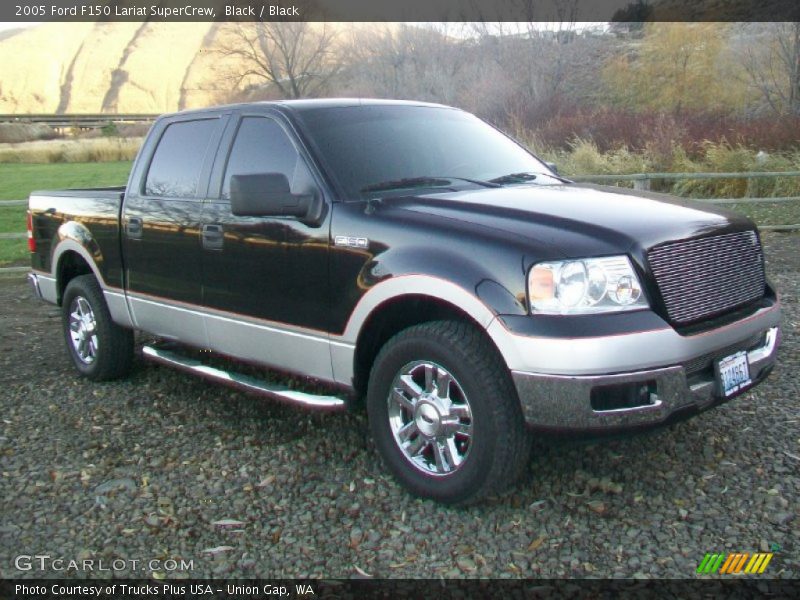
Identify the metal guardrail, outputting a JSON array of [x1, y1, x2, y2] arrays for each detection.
[[0, 113, 157, 130]]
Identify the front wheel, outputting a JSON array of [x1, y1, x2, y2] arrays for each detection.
[[367, 320, 532, 505], [62, 274, 134, 381]]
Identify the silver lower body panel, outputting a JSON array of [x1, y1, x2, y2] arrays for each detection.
[[28, 271, 57, 304]]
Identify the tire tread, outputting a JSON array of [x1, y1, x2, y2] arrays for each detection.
[[62, 274, 134, 381], [368, 319, 532, 505]]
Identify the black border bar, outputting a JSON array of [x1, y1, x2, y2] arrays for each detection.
[[2, 579, 800, 599], [5, 0, 800, 23]]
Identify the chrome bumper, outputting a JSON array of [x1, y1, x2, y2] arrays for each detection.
[[511, 322, 780, 431]]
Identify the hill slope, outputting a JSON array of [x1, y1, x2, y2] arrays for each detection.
[[0, 23, 233, 113]]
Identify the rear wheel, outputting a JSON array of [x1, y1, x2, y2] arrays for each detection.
[[62, 275, 134, 381], [367, 320, 531, 504]]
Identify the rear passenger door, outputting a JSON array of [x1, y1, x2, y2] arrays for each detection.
[[200, 111, 333, 379], [122, 114, 227, 346]]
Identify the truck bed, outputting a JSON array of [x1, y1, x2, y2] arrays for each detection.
[[29, 187, 126, 287]]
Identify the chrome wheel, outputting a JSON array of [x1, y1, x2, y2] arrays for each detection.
[[387, 361, 473, 476], [68, 295, 98, 364]]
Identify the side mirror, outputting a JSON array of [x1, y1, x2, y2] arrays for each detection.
[[544, 161, 559, 175], [230, 173, 326, 226]]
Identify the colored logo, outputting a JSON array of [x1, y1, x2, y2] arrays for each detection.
[[697, 553, 773, 575]]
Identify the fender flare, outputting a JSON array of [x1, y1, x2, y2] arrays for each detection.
[[338, 274, 497, 345], [50, 220, 107, 283], [330, 275, 507, 385]]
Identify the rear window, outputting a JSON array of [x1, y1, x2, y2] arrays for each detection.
[[145, 119, 217, 198]]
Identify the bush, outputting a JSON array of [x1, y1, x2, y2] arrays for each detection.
[[0, 123, 58, 143], [519, 108, 800, 157], [520, 133, 800, 200], [0, 138, 143, 163], [101, 122, 119, 137], [673, 143, 800, 199]]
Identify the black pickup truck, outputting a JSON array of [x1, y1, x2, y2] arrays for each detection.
[[28, 99, 781, 504]]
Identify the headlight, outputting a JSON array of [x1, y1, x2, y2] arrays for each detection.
[[528, 256, 648, 314]]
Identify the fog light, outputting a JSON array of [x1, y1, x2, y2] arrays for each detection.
[[590, 381, 656, 412]]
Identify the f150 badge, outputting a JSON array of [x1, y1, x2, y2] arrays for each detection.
[[335, 236, 369, 248]]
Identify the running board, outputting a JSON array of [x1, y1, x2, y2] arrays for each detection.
[[142, 345, 347, 411]]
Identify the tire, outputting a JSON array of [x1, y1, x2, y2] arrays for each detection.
[[61, 274, 134, 381], [366, 320, 532, 505]]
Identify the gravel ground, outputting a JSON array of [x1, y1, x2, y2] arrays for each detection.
[[0, 233, 798, 580]]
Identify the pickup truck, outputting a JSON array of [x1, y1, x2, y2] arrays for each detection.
[[28, 99, 781, 504]]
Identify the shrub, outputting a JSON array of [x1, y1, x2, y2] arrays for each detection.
[[521, 108, 800, 157], [674, 143, 800, 199], [0, 138, 143, 163], [101, 122, 119, 137], [0, 123, 58, 143]]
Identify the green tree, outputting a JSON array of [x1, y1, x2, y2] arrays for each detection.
[[603, 23, 745, 114]]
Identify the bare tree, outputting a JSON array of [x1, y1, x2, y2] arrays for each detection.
[[740, 22, 800, 115], [217, 22, 342, 99], [345, 24, 470, 104], [472, 6, 583, 119]]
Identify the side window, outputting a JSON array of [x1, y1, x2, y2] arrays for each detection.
[[145, 119, 217, 198], [222, 117, 314, 200]]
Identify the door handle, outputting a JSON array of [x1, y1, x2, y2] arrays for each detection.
[[126, 217, 143, 239], [202, 223, 224, 250]]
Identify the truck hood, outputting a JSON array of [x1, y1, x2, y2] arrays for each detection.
[[378, 182, 756, 259]]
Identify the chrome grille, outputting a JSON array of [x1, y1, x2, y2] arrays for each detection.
[[648, 231, 765, 325]]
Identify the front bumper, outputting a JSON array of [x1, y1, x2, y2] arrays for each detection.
[[493, 302, 781, 432]]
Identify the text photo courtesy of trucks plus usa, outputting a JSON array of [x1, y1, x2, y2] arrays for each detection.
[[0, 2, 798, 593]]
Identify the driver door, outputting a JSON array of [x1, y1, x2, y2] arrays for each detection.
[[200, 112, 333, 379]]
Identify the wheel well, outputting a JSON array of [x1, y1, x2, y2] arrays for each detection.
[[57, 251, 93, 305], [352, 294, 489, 399]]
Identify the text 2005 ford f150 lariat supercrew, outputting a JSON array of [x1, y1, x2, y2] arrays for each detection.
[[27, 100, 781, 504]]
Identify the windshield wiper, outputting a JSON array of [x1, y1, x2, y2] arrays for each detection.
[[445, 176, 501, 188], [360, 175, 500, 193], [490, 171, 572, 185], [488, 172, 540, 185]]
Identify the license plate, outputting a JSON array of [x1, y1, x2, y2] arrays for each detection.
[[715, 350, 752, 397]]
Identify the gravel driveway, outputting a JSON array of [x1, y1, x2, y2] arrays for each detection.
[[1, 233, 798, 580]]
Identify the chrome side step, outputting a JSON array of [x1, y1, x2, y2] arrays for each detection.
[[142, 345, 347, 411]]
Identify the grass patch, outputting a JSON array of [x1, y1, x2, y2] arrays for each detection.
[[0, 239, 28, 267], [0, 205, 25, 233], [0, 162, 132, 200], [0, 162, 132, 265]]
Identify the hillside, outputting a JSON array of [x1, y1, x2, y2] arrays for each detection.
[[0, 23, 239, 113]]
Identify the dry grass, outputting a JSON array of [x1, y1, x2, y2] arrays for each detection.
[[0, 137, 143, 163]]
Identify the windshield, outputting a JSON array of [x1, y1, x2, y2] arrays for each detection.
[[294, 105, 559, 199]]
